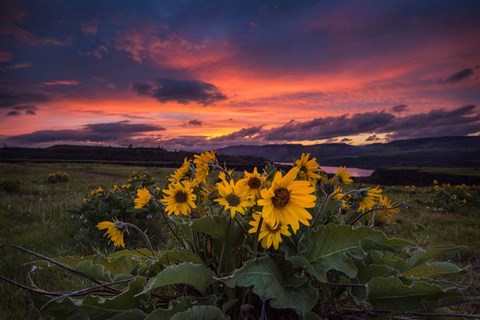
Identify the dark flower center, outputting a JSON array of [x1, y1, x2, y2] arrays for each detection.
[[226, 194, 241, 206], [175, 191, 188, 203], [248, 177, 262, 189], [272, 187, 290, 208]]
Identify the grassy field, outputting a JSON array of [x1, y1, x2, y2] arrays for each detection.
[[0, 162, 479, 319]]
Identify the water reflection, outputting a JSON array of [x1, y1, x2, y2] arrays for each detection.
[[275, 163, 374, 177]]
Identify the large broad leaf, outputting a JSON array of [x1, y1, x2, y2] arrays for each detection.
[[219, 256, 318, 313], [138, 263, 215, 295], [31, 276, 149, 319], [30, 250, 153, 282], [189, 216, 244, 247], [149, 250, 204, 274], [404, 262, 463, 278], [287, 224, 415, 282], [146, 296, 217, 320], [365, 276, 463, 311], [170, 306, 227, 320], [368, 246, 465, 274]]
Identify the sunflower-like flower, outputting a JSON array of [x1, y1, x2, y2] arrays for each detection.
[[215, 179, 254, 218], [248, 212, 291, 250], [218, 168, 234, 183], [258, 167, 316, 233], [169, 158, 193, 183], [357, 186, 382, 212], [433, 185, 440, 191], [161, 180, 197, 216], [238, 167, 266, 198], [134, 188, 151, 209], [294, 153, 322, 182], [335, 166, 353, 185], [97, 220, 126, 248], [193, 151, 216, 183], [374, 196, 399, 226]]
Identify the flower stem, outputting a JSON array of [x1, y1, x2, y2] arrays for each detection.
[[217, 217, 232, 275], [252, 216, 263, 259], [311, 194, 331, 228], [124, 223, 158, 259]]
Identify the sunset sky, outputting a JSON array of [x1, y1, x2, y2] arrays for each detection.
[[1, 0, 479, 150]]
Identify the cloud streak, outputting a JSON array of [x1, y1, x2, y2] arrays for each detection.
[[9, 121, 165, 144], [133, 79, 227, 106]]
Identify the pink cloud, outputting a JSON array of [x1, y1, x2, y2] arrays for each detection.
[[1, 62, 31, 71], [43, 80, 80, 86], [115, 23, 231, 69], [0, 50, 13, 62]]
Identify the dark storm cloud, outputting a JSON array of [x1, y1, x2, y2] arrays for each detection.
[[0, 91, 50, 109], [5, 110, 21, 117], [258, 105, 480, 142], [133, 79, 227, 106], [211, 125, 264, 142], [384, 105, 480, 139], [188, 119, 202, 126], [261, 112, 395, 141], [443, 68, 475, 83], [365, 135, 380, 142], [391, 104, 408, 113], [9, 121, 165, 144], [84, 121, 164, 133]]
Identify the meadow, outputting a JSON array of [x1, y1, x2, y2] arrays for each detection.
[[0, 162, 479, 319]]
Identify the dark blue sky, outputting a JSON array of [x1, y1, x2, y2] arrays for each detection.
[[1, 0, 479, 149]]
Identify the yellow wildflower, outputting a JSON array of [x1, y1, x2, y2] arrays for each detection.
[[433, 185, 440, 191], [169, 158, 192, 183], [258, 167, 316, 233], [97, 220, 125, 248], [294, 153, 322, 182], [375, 196, 399, 226], [161, 180, 197, 216], [134, 188, 151, 209], [248, 212, 291, 250], [238, 167, 266, 198], [433, 180, 438, 185], [215, 179, 254, 218], [193, 150, 216, 183], [450, 194, 457, 201], [358, 186, 382, 212], [335, 166, 353, 185]]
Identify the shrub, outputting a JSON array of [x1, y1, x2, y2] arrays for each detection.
[[4, 153, 478, 319], [47, 171, 69, 183]]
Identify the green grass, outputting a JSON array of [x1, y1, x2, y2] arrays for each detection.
[[386, 167, 480, 177], [0, 163, 479, 318]]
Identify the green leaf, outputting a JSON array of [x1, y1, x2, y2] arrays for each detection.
[[404, 262, 463, 278], [189, 216, 243, 247], [138, 263, 215, 295], [219, 256, 317, 313], [287, 224, 415, 282], [170, 306, 227, 320], [149, 250, 204, 274], [31, 276, 149, 319], [365, 276, 463, 311], [146, 296, 217, 320]]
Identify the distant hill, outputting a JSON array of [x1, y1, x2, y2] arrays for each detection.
[[0, 145, 268, 169], [217, 136, 480, 169]]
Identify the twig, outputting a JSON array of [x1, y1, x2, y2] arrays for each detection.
[[0, 275, 114, 297], [0, 244, 102, 285], [40, 278, 133, 310], [349, 203, 404, 225]]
